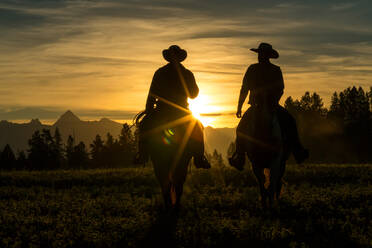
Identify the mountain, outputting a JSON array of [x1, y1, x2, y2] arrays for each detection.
[[0, 119, 49, 152], [52, 110, 123, 148], [53, 110, 81, 126], [0, 111, 123, 152], [0, 111, 235, 157], [204, 126, 235, 157]]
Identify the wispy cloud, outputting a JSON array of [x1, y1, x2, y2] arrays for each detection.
[[331, 3, 356, 11]]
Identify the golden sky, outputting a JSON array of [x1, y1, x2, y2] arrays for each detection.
[[1, 1, 372, 127]]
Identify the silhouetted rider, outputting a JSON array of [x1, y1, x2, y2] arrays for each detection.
[[229, 42, 309, 168], [134, 45, 210, 168], [145, 48, 198, 114]]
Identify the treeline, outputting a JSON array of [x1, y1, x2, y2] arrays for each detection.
[[0, 124, 137, 170], [285, 86, 371, 163]]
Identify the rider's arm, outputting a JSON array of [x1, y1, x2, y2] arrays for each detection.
[[145, 71, 160, 112], [274, 67, 284, 91], [272, 67, 284, 104], [186, 71, 199, 99], [237, 85, 248, 112], [237, 67, 251, 114]]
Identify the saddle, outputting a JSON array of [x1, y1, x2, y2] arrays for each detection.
[[138, 107, 200, 150]]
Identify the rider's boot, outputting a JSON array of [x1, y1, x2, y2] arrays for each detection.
[[194, 155, 211, 169], [293, 145, 309, 164], [228, 152, 245, 171]]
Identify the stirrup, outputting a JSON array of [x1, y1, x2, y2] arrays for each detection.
[[228, 152, 245, 171]]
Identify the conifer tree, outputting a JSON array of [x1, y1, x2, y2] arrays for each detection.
[[90, 134, 104, 167], [0, 144, 16, 170]]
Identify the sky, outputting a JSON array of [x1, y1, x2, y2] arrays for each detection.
[[1, 0, 372, 127]]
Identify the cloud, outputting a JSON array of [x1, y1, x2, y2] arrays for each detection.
[[1, 0, 372, 127], [331, 3, 356, 11], [201, 112, 235, 117], [0, 8, 46, 28], [40, 55, 153, 67], [194, 70, 241, 75]]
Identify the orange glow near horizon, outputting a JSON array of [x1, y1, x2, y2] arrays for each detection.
[[188, 93, 222, 127]]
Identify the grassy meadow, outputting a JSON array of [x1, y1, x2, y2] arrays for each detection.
[[0, 164, 371, 247]]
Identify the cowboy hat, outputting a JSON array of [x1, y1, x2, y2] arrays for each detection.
[[163, 45, 187, 62], [250, 42, 279, 59]]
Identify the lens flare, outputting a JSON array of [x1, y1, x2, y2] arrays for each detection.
[[162, 128, 175, 145], [188, 94, 218, 127]]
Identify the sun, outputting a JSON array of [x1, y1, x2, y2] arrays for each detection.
[[188, 94, 216, 127]]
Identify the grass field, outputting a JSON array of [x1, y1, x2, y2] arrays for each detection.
[[0, 164, 371, 247]]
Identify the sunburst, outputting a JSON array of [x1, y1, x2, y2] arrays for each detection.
[[188, 94, 216, 127]]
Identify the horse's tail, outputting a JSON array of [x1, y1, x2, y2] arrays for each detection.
[[133, 110, 147, 127]]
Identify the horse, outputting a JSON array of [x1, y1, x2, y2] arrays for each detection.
[[236, 103, 291, 209], [135, 108, 202, 212]]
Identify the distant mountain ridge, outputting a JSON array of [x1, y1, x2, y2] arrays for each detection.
[[0, 111, 235, 157], [0, 118, 50, 153], [204, 126, 235, 157], [0, 110, 123, 153]]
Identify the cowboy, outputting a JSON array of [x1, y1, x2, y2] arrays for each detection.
[[134, 45, 210, 168], [229, 42, 309, 168]]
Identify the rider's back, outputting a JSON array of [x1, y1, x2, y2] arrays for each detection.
[[150, 63, 198, 111], [244, 62, 284, 107]]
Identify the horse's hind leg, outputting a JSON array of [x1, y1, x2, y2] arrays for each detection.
[[252, 164, 267, 209], [161, 183, 172, 211], [267, 180, 276, 209], [172, 158, 190, 213], [268, 162, 282, 209], [174, 184, 184, 212], [276, 161, 287, 200]]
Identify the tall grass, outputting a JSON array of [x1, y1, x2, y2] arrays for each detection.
[[0, 164, 371, 247]]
